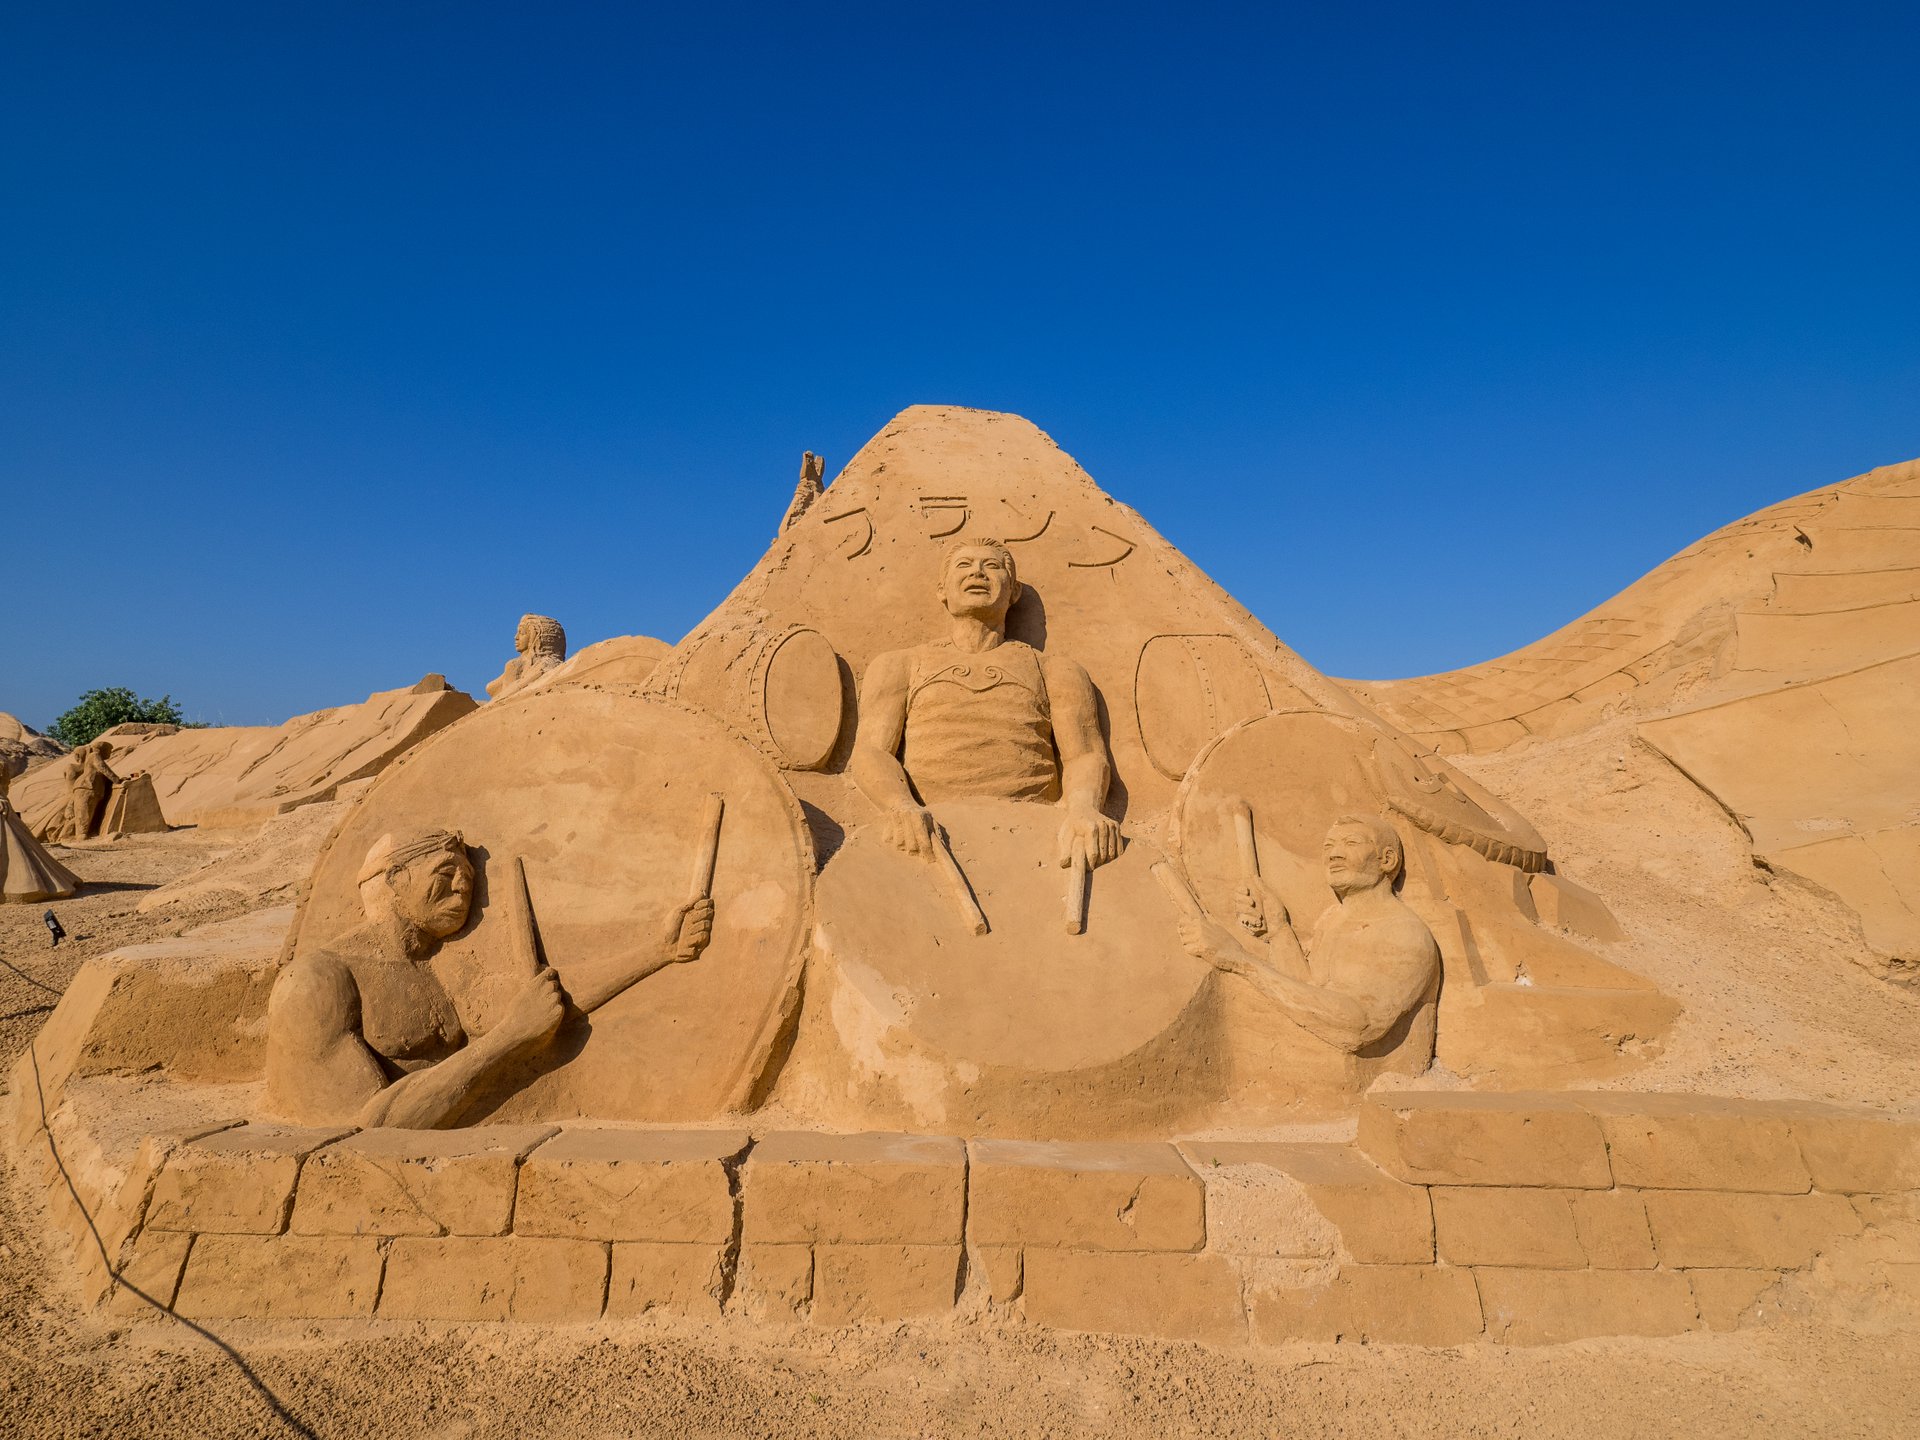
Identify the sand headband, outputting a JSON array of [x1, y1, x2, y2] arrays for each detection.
[[357, 829, 466, 886]]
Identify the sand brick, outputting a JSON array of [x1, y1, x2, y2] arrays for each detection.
[[1687, 1269, 1784, 1330], [736, 1243, 812, 1316], [974, 1244, 1023, 1302], [811, 1243, 962, 1324], [146, 1125, 353, 1235], [1570, 1191, 1656, 1268], [606, 1241, 729, 1317], [1181, 1141, 1432, 1263], [968, 1140, 1204, 1252], [106, 1230, 194, 1317], [1577, 1094, 1812, 1192], [1477, 1268, 1698, 1344], [175, 1234, 383, 1318], [1789, 1109, 1920, 1193], [1643, 1190, 1862, 1268], [514, 1128, 745, 1242], [1024, 1250, 1244, 1345], [1851, 1193, 1920, 1262], [743, 1132, 965, 1245], [380, 1236, 608, 1321], [291, 1124, 555, 1237], [1358, 1093, 1610, 1189], [1250, 1263, 1484, 1346], [1432, 1188, 1584, 1268]]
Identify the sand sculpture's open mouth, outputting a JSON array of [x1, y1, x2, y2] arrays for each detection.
[[8, 406, 1918, 1349]]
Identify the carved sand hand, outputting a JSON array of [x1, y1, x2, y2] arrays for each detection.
[[885, 803, 939, 857], [667, 897, 715, 962], [1057, 807, 1121, 869], [1178, 913, 1250, 975], [1236, 876, 1289, 937], [493, 967, 566, 1050]]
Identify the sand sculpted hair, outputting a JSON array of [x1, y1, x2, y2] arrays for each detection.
[[517, 614, 566, 657], [941, 536, 1018, 589], [1330, 812, 1406, 884]]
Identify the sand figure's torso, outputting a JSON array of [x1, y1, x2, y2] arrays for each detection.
[[900, 640, 1058, 804], [320, 924, 466, 1073], [1307, 899, 1441, 1006]]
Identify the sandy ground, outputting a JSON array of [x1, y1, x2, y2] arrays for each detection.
[[5, 817, 1920, 1438]]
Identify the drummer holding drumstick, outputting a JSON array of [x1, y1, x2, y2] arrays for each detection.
[[851, 538, 1121, 879]]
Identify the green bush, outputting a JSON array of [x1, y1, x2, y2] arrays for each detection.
[[48, 688, 203, 748]]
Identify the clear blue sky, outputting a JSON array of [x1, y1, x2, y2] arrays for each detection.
[[5, 3, 1916, 729]]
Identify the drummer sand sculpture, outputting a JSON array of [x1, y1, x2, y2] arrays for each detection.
[[12, 406, 1917, 1346]]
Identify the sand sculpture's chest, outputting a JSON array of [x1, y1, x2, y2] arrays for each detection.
[[901, 643, 1057, 803], [350, 958, 464, 1069]]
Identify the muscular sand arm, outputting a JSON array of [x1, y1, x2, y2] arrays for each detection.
[[264, 957, 389, 1125], [850, 649, 940, 855], [560, 899, 714, 1013], [1044, 655, 1121, 867], [356, 1034, 522, 1129], [1179, 910, 1311, 984], [266, 955, 561, 1130], [1231, 942, 1437, 1053], [849, 649, 919, 813], [1043, 655, 1111, 819]]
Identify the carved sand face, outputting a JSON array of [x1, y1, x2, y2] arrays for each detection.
[[1323, 822, 1393, 899], [391, 847, 474, 940], [939, 545, 1018, 622]]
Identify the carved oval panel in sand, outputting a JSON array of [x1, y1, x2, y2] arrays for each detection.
[[659, 622, 845, 771], [754, 626, 844, 770], [1134, 634, 1272, 780], [813, 798, 1207, 1075], [287, 687, 813, 1122]]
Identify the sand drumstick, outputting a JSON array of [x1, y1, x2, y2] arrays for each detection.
[[1229, 798, 1260, 879], [1064, 843, 1090, 936], [689, 793, 726, 901], [506, 855, 543, 978], [1151, 860, 1207, 924], [930, 827, 990, 936]]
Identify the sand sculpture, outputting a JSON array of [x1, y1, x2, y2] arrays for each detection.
[[1347, 457, 1920, 982], [0, 711, 64, 776], [34, 740, 168, 843], [10, 675, 476, 831], [485, 615, 568, 700], [12, 407, 1917, 1351], [852, 536, 1121, 881], [1177, 815, 1440, 1057], [0, 760, 79, 902], [266, 830, 714, 1127]]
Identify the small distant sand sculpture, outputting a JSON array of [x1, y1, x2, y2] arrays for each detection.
[[486, 614, 568, 700], [0, 761, 78, 903]]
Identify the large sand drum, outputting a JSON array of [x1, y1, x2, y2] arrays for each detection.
[[785, 797, 1219, 1138], [284, 686, 813, 1122]]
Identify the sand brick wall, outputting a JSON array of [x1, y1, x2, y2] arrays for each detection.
[[10, 1059, 1917, 1346]]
